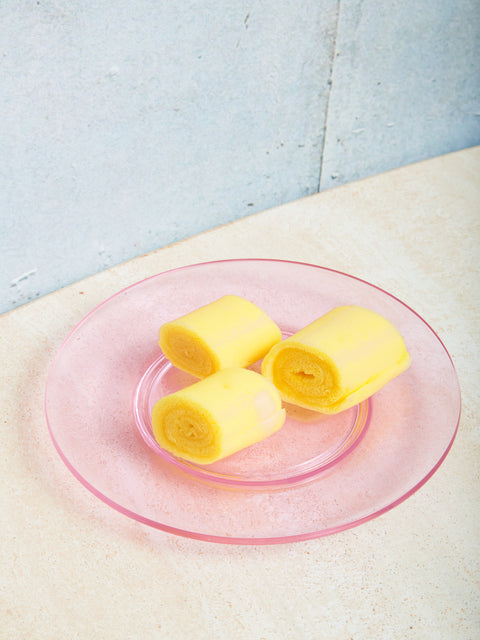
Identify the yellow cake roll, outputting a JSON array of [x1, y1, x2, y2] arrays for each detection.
[[159, 295, 282, 378], [151, 368, 286, 464], [261, 305, 411, 414]]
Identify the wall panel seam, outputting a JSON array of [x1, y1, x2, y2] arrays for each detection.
[[318, 0, 342, 192]]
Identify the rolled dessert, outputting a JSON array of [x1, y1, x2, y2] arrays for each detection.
[[261, 305, 411, 414], [159, 295, 282, 378], [151, 368, 286, 464]]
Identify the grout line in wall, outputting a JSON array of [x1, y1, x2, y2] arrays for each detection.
[[318, 0, 341, 192]]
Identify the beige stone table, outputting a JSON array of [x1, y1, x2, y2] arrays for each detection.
[[1, 147, 479, 639]]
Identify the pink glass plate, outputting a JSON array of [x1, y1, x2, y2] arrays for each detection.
[[44, 259, 461, 544]]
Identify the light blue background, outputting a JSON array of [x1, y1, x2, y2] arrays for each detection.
[[1, 1, 479, 314]]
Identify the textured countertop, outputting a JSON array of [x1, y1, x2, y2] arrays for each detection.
[[1, 146, 479, 639]]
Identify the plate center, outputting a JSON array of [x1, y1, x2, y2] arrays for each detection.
[[133, 354, 370, 489]]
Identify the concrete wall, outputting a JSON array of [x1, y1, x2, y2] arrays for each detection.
[[1, 1, 479, 314]]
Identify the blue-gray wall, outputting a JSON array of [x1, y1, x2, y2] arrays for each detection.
[[1, 1, 479, 314]]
